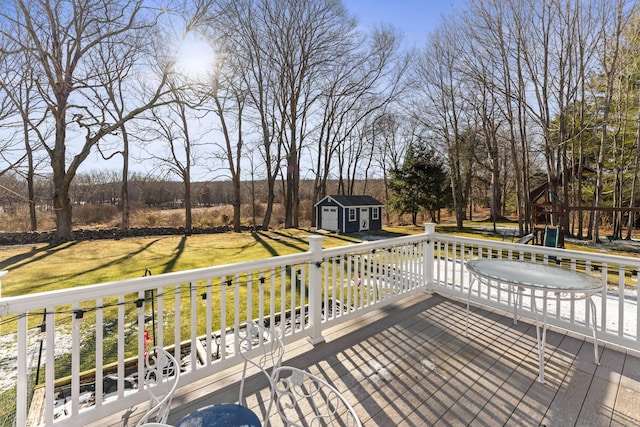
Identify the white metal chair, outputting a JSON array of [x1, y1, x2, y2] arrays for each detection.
[[135, 347, 181, 426], [237, 321, 285, 424], [271, 366, 362, 427], [237, 321, 285, 403]]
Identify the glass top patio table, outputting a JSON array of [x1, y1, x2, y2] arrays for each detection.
[[465, 259, 602, 293], [464, 259, 602, 383]]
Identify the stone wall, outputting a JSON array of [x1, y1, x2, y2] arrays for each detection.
[[0, 226, 254, 246]]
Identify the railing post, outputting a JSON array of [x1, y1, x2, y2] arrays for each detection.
[[424, 223, 435, 291], [307, 236, 325, 344], [16, 312, 27, 426]]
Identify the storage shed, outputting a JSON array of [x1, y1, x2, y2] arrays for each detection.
[[315, 195, 383, 233]]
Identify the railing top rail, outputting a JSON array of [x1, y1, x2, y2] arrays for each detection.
[[0, 233, 432, 316], [0, 251, 312, 316], [433, 232, 640, 267], [321, 233, 430, 258]]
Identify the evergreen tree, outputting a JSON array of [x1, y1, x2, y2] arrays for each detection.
[[388, 142, 451, 225]]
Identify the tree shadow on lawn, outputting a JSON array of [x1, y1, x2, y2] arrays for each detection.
[[251, 231, 293, 257], [1, 239, 169, 295], [161, 236, 187, 274], [252, 229, 365, 255], [0, 241, 81, 272]]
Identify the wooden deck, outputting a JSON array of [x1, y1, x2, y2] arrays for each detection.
[[91, 292, 640, 427]]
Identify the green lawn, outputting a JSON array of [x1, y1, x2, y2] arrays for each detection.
[[0, 229, 363, 297], [0, 223, 636, 389], [1, 223, 636, 297]]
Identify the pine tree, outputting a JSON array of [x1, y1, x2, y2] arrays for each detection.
[[388, 142, 451, 225]]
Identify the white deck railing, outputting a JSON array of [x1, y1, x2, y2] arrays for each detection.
[[428, 226, 640, 350], [0, 224, 638, 426]]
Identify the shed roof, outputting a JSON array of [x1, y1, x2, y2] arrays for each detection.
[[315, 195, 383, 208]]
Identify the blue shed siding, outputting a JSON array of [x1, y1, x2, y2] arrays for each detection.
[[343, 207, 360, 233], [315, 196, 383, 234], [370, 207, 382, 229]]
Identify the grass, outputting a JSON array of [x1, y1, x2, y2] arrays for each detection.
[[2, 221, 639, 296], [0, 224, 636, 403], [0, 229, 367, 398], [3, 222, 638, 296], [1, 221, 637, 425], [0, 229, 362, 297]]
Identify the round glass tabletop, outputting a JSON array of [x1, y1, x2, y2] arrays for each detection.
[[466, 259, 602, 292]]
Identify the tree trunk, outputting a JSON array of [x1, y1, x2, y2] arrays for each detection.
[[52, 112, 74, 244], [23, 116, 37, 231], [232, 172, 241, 232], [52, 186, 73, 245], [626, 110, 640, 239], [121, 125, 130, 230], [285, 148, 298, 228], [184, 167, 192, 235], [592, 0, 624, 243], [261, 180, 276, 231]]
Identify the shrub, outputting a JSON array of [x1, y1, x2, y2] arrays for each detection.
[[74, 204, 119, 226], [143, 212, 160, 227], [166, 212, 183, 227], [192, 208, 224, 228]]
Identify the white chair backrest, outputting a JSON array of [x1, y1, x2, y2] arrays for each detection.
[[237, 321, 284, 404], [271, 366, 362, 427], [136, 347, 180, 426]]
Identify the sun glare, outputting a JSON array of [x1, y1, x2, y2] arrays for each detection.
[[174, 32, 216, 81]]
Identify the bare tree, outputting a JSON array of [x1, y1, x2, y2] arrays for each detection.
[[590, 0, 629, 243], [465, 0, 529, 233], [599, 2, 640, 240], [413, 21, 474, 230], [625, 26, 640, 239], [260, 0, 358, 228], [92, 19, 150, 230], [456, 0, 609, 238], [0, 33, 44, 230], [312, 25, 409, 221], [0, 0, 173, 244], [189, 18, 248, 232], [197, 0, 364, 230], [203, 69, 247, 232], [202, 0, 284, 230], [138, 82, 203, 234]]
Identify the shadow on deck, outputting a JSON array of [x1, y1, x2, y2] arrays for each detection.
[[91, 292, 640, 426]]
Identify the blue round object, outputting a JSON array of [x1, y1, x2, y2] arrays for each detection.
[[176, 403, 261, 427]]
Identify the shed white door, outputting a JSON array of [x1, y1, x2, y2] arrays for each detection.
[[360, 208, 369, 231], [322, 207, 339, 231]]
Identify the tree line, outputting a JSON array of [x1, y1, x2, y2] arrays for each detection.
[[0, 0, 638, 244], [0, 171, 385, 218], [416, 0, 639, 242]]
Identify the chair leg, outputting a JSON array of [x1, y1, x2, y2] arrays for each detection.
[[238, 360, 248, 406]]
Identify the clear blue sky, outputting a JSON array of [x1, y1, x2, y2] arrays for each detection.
[[343, 0, 462, 48]]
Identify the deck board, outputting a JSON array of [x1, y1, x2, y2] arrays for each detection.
[[88, 292, 640, 427], [612, 350, 640, 426]]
